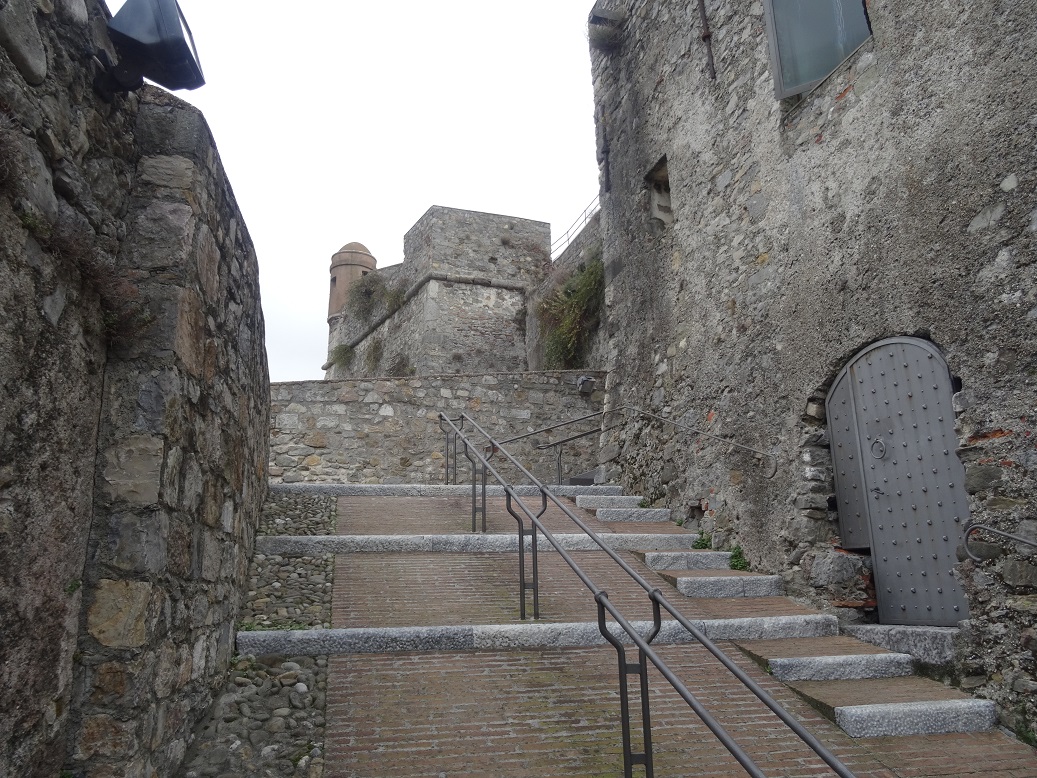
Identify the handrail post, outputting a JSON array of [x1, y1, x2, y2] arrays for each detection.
[[555, 445, 563, 485], [505, 491, 528, 620], [596, 592, 651, 778], [637, 646, 654, 778], [480, 458, 488, 533], [531, 490, 549, 620], [460, 441, 479, 533]]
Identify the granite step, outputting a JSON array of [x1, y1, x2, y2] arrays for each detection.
[[270, 483, 626, 498], [595, 507, 672, 522], [634, 550, 731, 570], [237, 613, 841, 656], [657, 569, 784, 598], [787, 676, 997, 737], [258, 532, 705, 555], [733, 636, 915, 681], [574, 495, 645, 509]]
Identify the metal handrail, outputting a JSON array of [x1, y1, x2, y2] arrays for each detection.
[[551, 195, 601, 259], [439, 410, 855, 778], [536, 424, 623, 485], [496, 409, 605, 447], [964, 522, 1037, 562], [497, 404, 779, 481]]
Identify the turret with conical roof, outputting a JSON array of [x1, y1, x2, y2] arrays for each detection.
[[328, 242, 377, 318]]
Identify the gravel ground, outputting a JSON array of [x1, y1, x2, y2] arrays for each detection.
[[178, 496, 337, 776], [239, 554, 333, 630], [178, 655, 327, 778], [260, 493, 336, 536]]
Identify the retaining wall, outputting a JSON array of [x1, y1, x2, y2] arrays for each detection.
[[271, 372, 607, 486]]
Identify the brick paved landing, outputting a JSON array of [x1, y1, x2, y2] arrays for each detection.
[[325, 643, 1037, 778], [332, 551, 676, 627], [337, 496, 620, 535], [332, 551, 821, 629]]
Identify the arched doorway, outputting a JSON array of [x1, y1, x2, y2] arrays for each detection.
[[826, 337, 969, 626]]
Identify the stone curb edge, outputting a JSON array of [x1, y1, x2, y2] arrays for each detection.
[[235, 615, 838, 655], [269, 483, 625, 497], [255, 533, 702, 554]]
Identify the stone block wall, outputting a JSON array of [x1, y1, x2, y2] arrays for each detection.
[[0, 3, 268, 774], [590, 0, 1037, 734], [270, 371, 607, 486]]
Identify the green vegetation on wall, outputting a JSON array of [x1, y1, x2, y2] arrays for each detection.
[[365, 338, 384, 373], [348, 273, 406, 323], [330, 344, 355, 370], [539, 258, 604, 369]]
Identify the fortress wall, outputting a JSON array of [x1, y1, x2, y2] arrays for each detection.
[[403, 205, 552, 288], [591, 0, 1037, 732], [0, 3, 268, 774], [327, 206, 551, 379], [348, 279, 529, 377], [270, 371, 606, 486]]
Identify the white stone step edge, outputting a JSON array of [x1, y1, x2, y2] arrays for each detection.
[[673, 574, 784, 598], [834, 699, 996, 738], [575, 495, 645, 509], [768, 653, 915, 682], [236, 614, 839, 656], [257, 532, 703, 555], [640, 551, 731, 570], [842, 624, 959, 665], [270, 483, 625, 498], [596, 507, 672, 522]]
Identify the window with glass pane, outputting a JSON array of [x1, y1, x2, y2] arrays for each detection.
[[764, 0, 872, 99]]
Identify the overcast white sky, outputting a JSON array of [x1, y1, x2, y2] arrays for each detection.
[[107, 0, 601, 381]]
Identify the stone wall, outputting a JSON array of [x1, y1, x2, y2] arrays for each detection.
[[270, 371, 607, 486], [337, 277, 529, 379], [403, 205, 551, 288], [590, 0, 1037, 735], [0, 3, 269, 774], [325, 206, 551, 379]]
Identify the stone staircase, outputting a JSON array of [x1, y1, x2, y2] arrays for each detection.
[[176, 483, 1037, 778], [572, 494, 997, 740]]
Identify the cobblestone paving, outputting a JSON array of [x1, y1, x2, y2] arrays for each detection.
[[240, 554, 334, 630], [179, 655, 327, 778], [262, 493, 336, 536], [179, 498, 337, 777]]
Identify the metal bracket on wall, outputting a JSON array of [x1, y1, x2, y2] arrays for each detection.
[[696, 0, 717, 80]]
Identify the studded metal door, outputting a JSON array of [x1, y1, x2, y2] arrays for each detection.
[[826, 338, 970, 626]]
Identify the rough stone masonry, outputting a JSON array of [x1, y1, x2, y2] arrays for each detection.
[[0, 1, 269, 775], [589, 0, 1037, 738]]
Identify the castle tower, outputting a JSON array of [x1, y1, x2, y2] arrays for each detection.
[[328, 242, 377, 317]]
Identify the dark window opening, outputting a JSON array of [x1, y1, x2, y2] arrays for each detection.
[[645, 157, 673, 228], [763, 0, 873, 99]]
